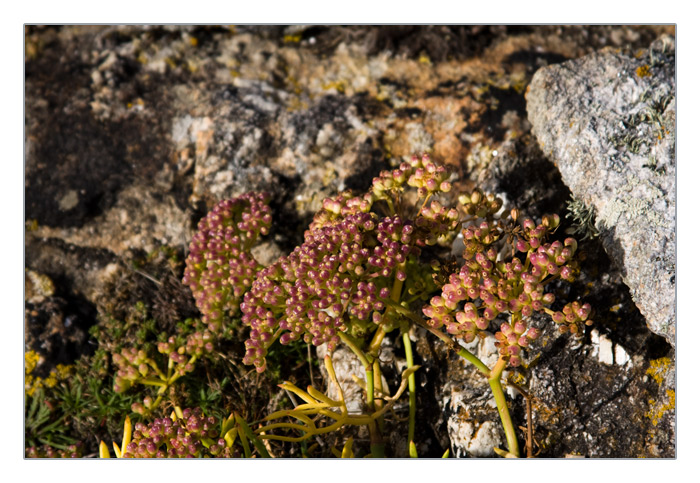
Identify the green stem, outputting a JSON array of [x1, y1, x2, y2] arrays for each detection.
[[456, 347, 490, 377], [402, 331, 416, 447], [336, 329, 385, 457], [386, 198, 396, 216], [166, 355, 174, 381], [367, 326, 387, 355], [370, 434, 386, 458], [373, 359, 385, 433], [167, 355, 198, 385], [488, 358, 520, 458], [365, 368, 385, 457], [365, 368, 374, 412], [144, 358, 167, 380], [236, 414, 271, 458], [386, 299, 520, 457], [136, 377, 168, 388], [148, 394, 165, 413]]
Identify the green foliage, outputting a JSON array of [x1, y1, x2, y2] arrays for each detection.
[[565, 195, 599, 241], [24, 357, 139, 457], [25, 387, 78, 451]]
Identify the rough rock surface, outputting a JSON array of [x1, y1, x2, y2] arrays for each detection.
[[526, 35, 676, 347], [25, 25, 675, 457]]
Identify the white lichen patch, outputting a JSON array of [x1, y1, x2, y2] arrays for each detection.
[[405, 122, 434, 154], [447, 418, 503, 458], [468, 421, 503, 457], [597, 193, 666, 231], [447, 418, 474, 457]]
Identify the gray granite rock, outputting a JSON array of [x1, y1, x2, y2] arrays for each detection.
[[527, 35, 676, 347]]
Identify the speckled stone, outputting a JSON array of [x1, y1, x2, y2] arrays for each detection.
[[527, 35, 676, 347]]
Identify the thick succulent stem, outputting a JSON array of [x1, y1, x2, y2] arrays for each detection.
[[365, 368, 386, 457], [402, 330, 416, 447], [488, 358, 520, 457], [372, 359, 385, 433]]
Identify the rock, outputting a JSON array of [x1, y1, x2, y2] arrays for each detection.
[[526, 36, 676, 347], [25, 269, 55, 304], [316, 340, 393, 416], [316, 343, 368, 415]]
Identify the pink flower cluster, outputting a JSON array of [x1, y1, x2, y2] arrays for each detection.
[[183, 193, 272, 333], [122, 408, 237, 458], [423, 197, 591, 366], [240, 154, 458, 373], [241, 208, 418, 372]]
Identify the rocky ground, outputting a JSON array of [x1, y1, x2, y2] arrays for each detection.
[[24, 25, 675, 457]]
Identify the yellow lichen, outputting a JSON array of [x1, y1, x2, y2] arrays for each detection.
[[283, 34, 302, 44], [321, 80, 346, 94], [25, 350, 73, 397], [636, 65, 651, 78], [646, 357, 672, 385], [645, 390, 675, 426], [55, 364, 72, 379]]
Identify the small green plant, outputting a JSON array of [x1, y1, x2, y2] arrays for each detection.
[[112, 318, 215, 415], [25, 387, 80, 456], [24, 350, 138, 457]]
